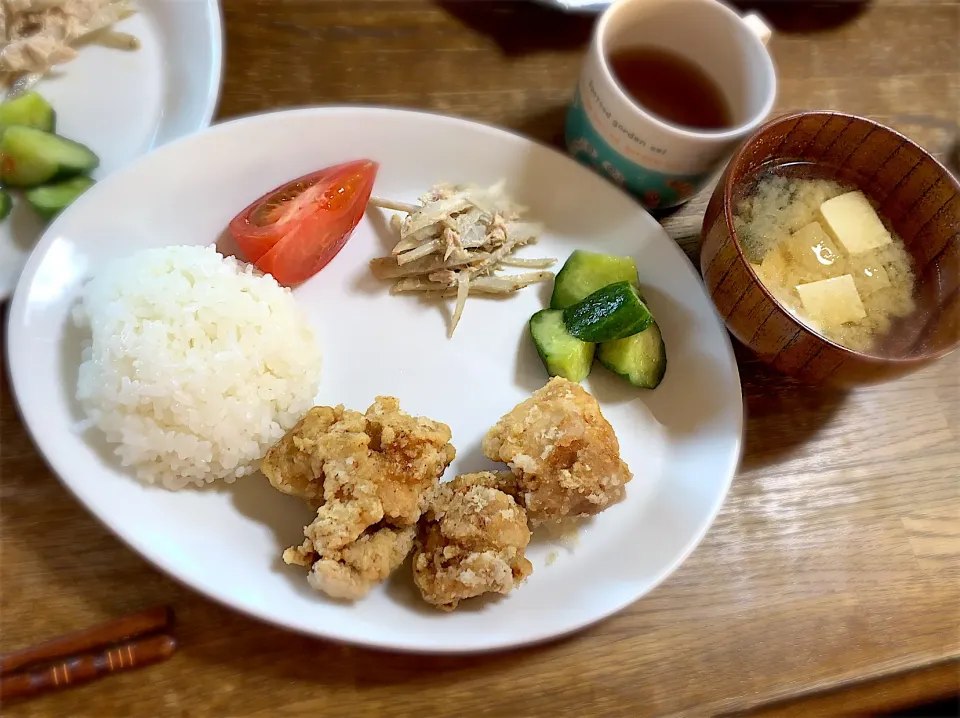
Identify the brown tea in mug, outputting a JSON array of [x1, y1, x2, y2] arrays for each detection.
[[607, 46, 733, 131]]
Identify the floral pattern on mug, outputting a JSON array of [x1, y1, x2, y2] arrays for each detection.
[[566, 100, 709, 209], [601, 161, 625, 185], [568, 136, 598, 159], [666, 178, 696, 200], [566, 96, 707, 210]]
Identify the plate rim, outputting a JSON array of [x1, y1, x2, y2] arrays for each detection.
[[6, 106, 743, 653], [199, 0, 226, 132], [0, 0, 224, 302]]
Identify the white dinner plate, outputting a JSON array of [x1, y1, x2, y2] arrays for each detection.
[[7, 107, 742, 653], [0, 0, 223, 301]]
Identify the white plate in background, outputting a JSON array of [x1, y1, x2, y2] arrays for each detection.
[[7, 107, 742, 652], [0, 0, 223, 300], [534, 0, 611, 11]]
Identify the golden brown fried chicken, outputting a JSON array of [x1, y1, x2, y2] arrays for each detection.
[[285, 525, 416, 601], [261, 405, 340, 508], [261, 396, 456, 599], [413, 472, 533, 611], [482, 377, 632, 524]]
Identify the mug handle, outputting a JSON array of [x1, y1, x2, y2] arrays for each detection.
[[742, 13, 772, 46]]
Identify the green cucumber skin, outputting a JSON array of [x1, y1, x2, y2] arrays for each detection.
[[550, 250, 640, 309], [529, 309, 596, 383], [0, 92, 56, 133], [0, 126, 99, 187], [0, 190, 11, 221], [562, 281, 653, 343], [25, 176, 96, 220], [597, 322, 667, 389]]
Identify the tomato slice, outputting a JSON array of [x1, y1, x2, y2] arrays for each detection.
[[229, 159, 378, 285]]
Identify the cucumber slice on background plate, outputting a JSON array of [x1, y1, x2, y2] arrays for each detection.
[[25, 176, 96, 221], [529, 308, 595, 382], [0, 92, 56, 133], [598, 321, 667, 389], [562, 280, 653, 342], [550, 249, 641, 309], [0, 190, 11, 221], [0, 126, 99, 187]]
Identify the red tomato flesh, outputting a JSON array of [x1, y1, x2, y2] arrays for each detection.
[[229, 159, 378, 285]]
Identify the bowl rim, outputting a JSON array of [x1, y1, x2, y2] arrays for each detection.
[[719, 109, 960, 365]]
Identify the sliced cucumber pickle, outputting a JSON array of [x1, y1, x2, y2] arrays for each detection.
[[25, 176, 96, 220], [0, 126, 99, 187], [0, 189, 11, 221], [598, 321, 667, 389], [562, 281, 653, 343], [550, 250, 640, 309], [530, 308, 595, 383], [0, 91, 56, 133]]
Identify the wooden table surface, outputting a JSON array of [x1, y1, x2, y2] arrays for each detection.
[[2, 1, 958, 716]]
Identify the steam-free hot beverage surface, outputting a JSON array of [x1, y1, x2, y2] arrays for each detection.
[[607, 46, 733, 131]]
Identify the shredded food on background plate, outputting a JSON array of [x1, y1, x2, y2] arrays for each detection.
[[369, 182, 555, 337], [1, 0, 139, 96]]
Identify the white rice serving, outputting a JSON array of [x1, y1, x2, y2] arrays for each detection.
[[74, 245, 322, 489]]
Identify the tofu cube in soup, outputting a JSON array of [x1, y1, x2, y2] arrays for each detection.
[[855, 263, 892, 296], [818, 191, 892, 255], [756, 242, 788, 285], [784, 222, 840, 279], [796, 274, 867, 328]]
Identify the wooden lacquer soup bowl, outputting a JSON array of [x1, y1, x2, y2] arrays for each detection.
[[701, 111, 960, 386]]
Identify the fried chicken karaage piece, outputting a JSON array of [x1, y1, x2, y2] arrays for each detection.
[[413, 471, 533, 611], [285, 525, 416, 600], [482, 377, 631, 524], [261, 405, 339, 508], [262, 396, 456, 600]]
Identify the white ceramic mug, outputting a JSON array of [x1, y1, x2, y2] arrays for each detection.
[[565, 0, 776, 210]]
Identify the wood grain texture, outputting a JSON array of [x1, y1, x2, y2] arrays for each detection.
[[700, 111, 960, 385], [731, 659, 960, 718], [2, 1, 959, 716]]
